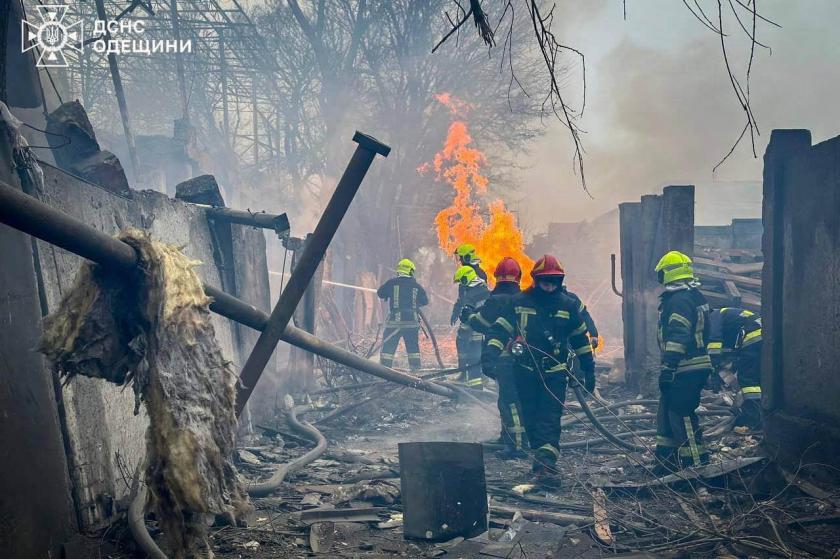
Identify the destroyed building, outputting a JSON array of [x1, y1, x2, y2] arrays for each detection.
[[3, 1, 840, 558]]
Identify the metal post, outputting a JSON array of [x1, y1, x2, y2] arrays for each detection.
[[610, 254, 623, 297], [93, 0, 140, 179], [0, 180, 454, 403], [169, 0, 190, 122], [235, 131, 391, 414], [219, 30, 230, 143], [251, 74, 259, 165]]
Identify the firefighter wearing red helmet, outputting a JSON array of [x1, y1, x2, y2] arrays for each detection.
[[483, 255, 595, 485], [462, 257, 527, 457]]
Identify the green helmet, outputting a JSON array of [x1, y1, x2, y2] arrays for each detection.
[[453, 265, 478, 285], [655, 250, 694, 285], [396, 258, 416, 276], [454, 243, 477, 263]]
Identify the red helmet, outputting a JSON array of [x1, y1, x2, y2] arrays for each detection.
[[494, 257, 522, 284], [530, 255, 565, 280]]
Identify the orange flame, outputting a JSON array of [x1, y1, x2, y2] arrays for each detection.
[[420, 93, 534, 287]]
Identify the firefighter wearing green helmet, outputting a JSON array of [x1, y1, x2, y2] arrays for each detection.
[[376, 258, 429, 370], [654, 250, 714, 473], [451, 244, 488, 326], [452, 264, 490, 387]]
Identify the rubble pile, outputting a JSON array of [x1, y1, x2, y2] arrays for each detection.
[[40, 229, 250, 558]]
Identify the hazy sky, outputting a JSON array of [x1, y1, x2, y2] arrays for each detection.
[[514, 0, 840, 226]]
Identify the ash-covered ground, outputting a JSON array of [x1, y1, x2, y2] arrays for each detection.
[[85, 369, 840, 559]]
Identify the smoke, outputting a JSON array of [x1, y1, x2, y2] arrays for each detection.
[[517, 0, 840, 226]]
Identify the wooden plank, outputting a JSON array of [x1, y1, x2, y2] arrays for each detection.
[[592, 489, 614, 545], [694, 257, 764, 275], [699, 289, 760, 312], [724, 281, 741, 305], [695, 267, 762, 288], [489, 503, 594, 526]]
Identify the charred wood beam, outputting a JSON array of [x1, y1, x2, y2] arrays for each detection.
[[0, 178, 457, 405]]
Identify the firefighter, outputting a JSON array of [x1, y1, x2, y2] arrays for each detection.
[[654, 250, 714, 473], [707, 307, 763, 431], [453, 243, 488, 285], [463, 257, 527, 457], [376, 258, 429, 371], [483, 255, 595, 484], [562, 286, 600, 350], [452, 265, 490, 388]]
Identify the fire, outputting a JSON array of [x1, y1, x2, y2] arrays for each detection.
[[420, 93, 534, 287]]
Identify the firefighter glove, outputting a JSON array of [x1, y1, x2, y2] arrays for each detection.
[[459, 304, 475, 324], [450, 308, 459, 326], [590, 336, 599, 349], [659, 367, 676, 391]]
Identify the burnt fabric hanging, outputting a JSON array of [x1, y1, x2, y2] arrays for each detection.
[[40, 228, 250, 558]]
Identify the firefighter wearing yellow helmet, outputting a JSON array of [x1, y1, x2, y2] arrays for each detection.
[[653, 250, 714, 473], [452, 264, 490, 388], [376, 258, 428, 370]]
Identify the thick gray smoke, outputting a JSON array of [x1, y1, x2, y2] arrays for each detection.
[[517, 0, 840, 226]]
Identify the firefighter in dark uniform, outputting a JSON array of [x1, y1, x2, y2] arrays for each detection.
[[562, 286, 600, 350], [707, 307, 763, 430], [464, 257, 526, 456], [654, 251, 714, 472], [376, 258, 429, 371], [452, 265, 490, 387], [453, 243, 488, 283], [483, 255, 595, 484]]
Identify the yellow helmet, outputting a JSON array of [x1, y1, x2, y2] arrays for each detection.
[[396, 258, 416, 276], [454, 243, 477, 263], [453, 265, 478, 285], [655, 250, 694, 285]]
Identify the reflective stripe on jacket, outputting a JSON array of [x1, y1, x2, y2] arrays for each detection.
[[658, 287, 713, 373]]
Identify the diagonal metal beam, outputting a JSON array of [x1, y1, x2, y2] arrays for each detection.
[[0, 179, 456, 403], [234, 131, 391, 415]]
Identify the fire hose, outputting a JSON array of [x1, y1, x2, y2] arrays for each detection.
[[131, 404, 329, 558], [418, 308, 446, 369]]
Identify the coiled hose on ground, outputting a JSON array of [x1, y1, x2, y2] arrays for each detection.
[[130, 404, 329, 558]]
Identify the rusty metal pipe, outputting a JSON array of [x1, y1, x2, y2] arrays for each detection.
[[610, 253, 623, 297], [205, 207, 290, 238], [0, 180, 456, 402], [235, 131, 391, 415]]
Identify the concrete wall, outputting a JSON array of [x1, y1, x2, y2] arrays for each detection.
[[1, 157, 276, 555], [618, 185, 694, 396], [0, 118, 76, 559], [762, 130, 840, 473]]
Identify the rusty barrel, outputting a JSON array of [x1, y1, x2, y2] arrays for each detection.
[[398, 442, 488, 541]]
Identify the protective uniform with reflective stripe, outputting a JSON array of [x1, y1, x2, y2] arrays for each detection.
[[468, 282, 527, 451], [657, 287, 713, 374], [377, 276, 429, 326], [377, 275, 429, 370], [453, 279, 490, 386], [655, 284, 713, 470], [483, 287, 594, 471], [561, 287, 599, 339], [707, 307, 762, 355], [707, 307, 763, 429]]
